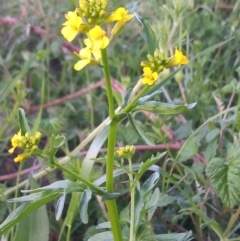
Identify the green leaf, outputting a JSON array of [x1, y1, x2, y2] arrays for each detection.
[[88, 231, 113, 241], [0, 192, 60, 235], [18, 108, 31, 135], [132, 101, 197, 115], [134, 13, 157, 55], [122, 88, 133, 108], [204, 142, 218, 162], [21, 180, 83, 194], [96, 222, 111, 229], [134, 188, 143, 229], [137, 90, 162, 105], [141, 172, 160, 196], [206, 155, 240, 208], [79, 189, 92, 224], [143, 231, 193, 241], [52, 134, 65, 148], [127, 113, 155, 146], [55, 194, 66, 221], [14, 205, 49, 241]]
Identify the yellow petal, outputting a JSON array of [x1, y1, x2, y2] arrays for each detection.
[[143, 67, 152, 75], [152, 72, 159, 80], [14, 153, 31, 163], [8, 147, 15, 153], [101, 36, 109, 49], [84, 38, 93, 48], [80, 47, 92, 59], [74, 59, 91, 71], [92, 49, 101, 61], [61, 26, 78, 42], [89, 26, 104, 39]]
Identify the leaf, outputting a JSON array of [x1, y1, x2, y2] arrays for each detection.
[[55, 194, 66, 221], [158, 192, 176, 207], [18, 108, 31, 135], [132, 101, 197, 115], [141, 172, 160, 196], [143, 231, 193, 241], [88, 231, 113, 241], [204, 142, 218, 162], [177, 136, 199, 162], [134, 188, 143, 229], [52, 134, 65, 148], [14, 205, 49, 241], [206, 156, 240, 208], [127, 113, 155, 146], [96, 222, 111, 229], [122, 88, 133, 108], [205, 128, 220, 143], [134, 12, 157, 55], [0, 192, 60, 235], [79, 189, 92, 224], [137, 90, 162, 105], [21, 180, 83, 194]]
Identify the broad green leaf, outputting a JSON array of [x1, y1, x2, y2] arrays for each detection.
[[88, 231, 113, 241], [55, 194, 66, 221], [205, 128, 220, 142], [122, 88, 133, 108], [134, 13, 157, 55], [206, 156, 240, 208], [141, 172, 160, 196], [204, 142, 218, 162], [96, 222, 111, 229], [157, 192, 176, 207], [18, 108, 31, 134], [132, 101, 197, 115], [128, 113, 155, 146], [79, 189, 92, 224], [52, 134, 65, 148], [14, 205, 49, 241], [177, 136, 199, 162], [0, 192, 60, 235], [137, 90, 162, 105]]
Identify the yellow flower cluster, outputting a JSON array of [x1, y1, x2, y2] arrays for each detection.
[[8, 130, 41, 162], [61, 0, 134, 71], [116, 145, 135, 158], [140, 48, 189, 86]]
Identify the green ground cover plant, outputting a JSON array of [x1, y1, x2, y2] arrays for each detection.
[[0, 0, 240, 241]]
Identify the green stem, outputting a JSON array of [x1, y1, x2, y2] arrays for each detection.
[[101, 48, 122, 241], [54, 160, 104, 195], [128, 158, 135, 241], [123, 85, 150, 113], [224, 206, 240, 237]]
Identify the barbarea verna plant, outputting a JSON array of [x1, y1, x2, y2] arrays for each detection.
[[2, 1, 237, 241]]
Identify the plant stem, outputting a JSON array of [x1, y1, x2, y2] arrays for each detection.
[[128, 158, 135, 241], [224, 206, 240, 237], [53, 160, 104, 195], [123, 85, 150, 113], [101, 48, 122, 241]]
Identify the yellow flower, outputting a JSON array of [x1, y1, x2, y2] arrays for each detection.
[[105, 7, 134, 35], [61, 10, 83, 42], [141, 67, 159, 86], [165, 48, 189, 68], [84, 26, 109, 50], [8, 130, 42, 154], [74, 47, 99, 71], [14, 153, 31, 163], [116, 145, 135, 158]]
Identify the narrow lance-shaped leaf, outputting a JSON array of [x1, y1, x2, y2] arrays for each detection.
[[79, 189, 92, 224], [55, 194, 66, 221], [18, 108, 31, 135], [132, 101, 197, 115], [122, 88, 133, 108], [128, 113, 155, 146], [137, 90, 162, 105], [134, 12, 157, 55]]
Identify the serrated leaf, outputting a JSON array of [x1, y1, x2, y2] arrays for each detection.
[[132, 101, 197, 115], [141, 172, 160, 196], [0, 192, 60, 235], [137, 90, 162, 105], [18, 108, 31, 135], [79, 189, 92, 224], [55, 194, 66, 221], [128, 113, 155, 146], [88, 231, 113, 241], [134, 13, 157, 55], [206, 157, 240, 208]]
